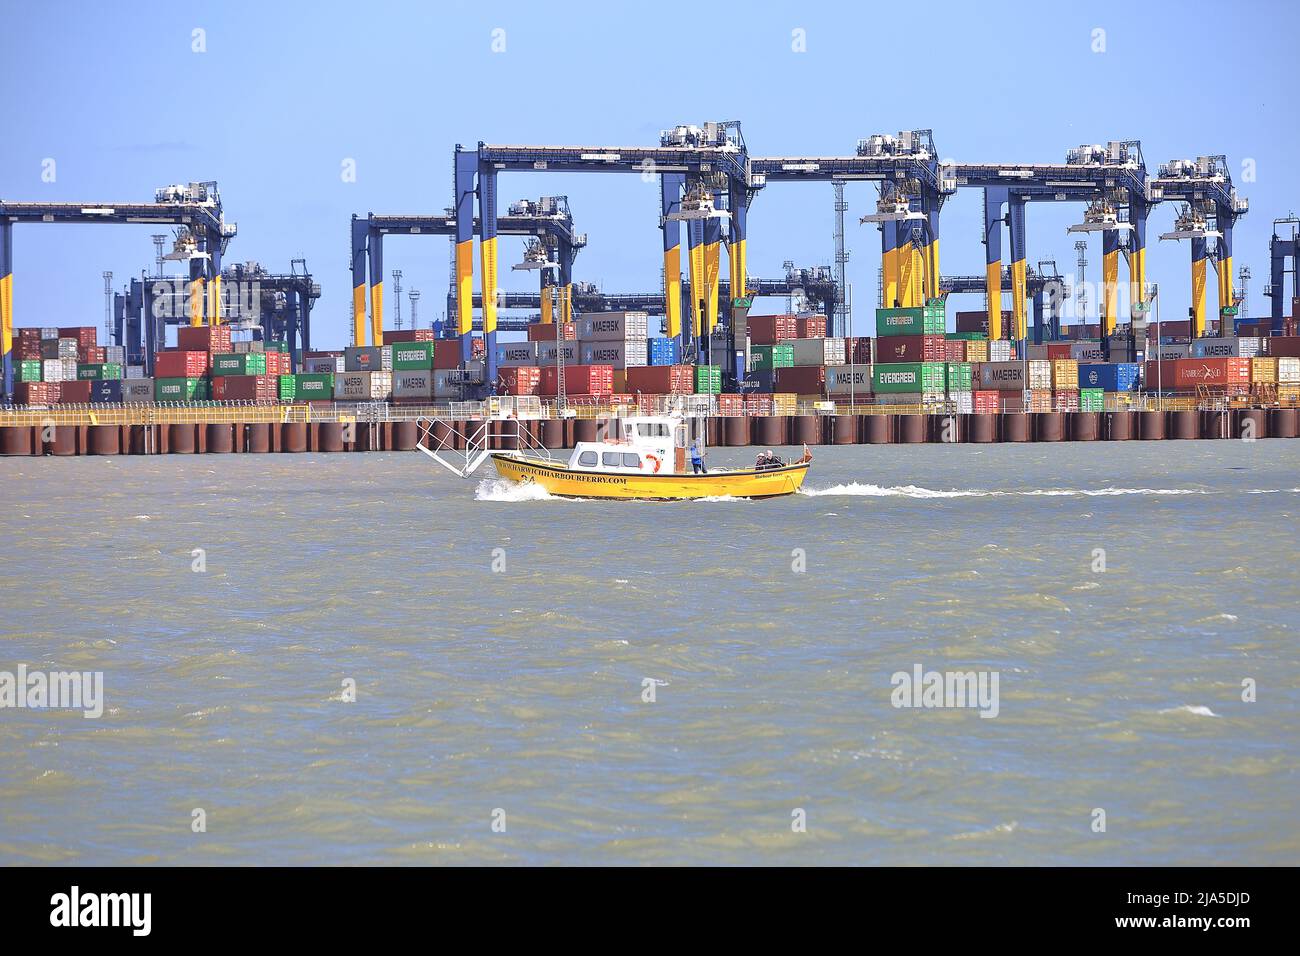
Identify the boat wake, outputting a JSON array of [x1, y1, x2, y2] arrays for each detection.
[[474, 478, 562, 502], [801, 483, 1213, 499]]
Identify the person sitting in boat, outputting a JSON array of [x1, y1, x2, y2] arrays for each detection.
[[689, 440, 706, 474], [756, 449, 785, 470]]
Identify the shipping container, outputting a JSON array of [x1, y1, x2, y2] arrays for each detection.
[[824, 365, 872, 397], [979, 360, 1027, 391], [1143, 358, 1252, 391], [211, 352, 267, 376], [647, 337, 681, 366], [14, 381, 61, 405], [176, 325, 232, 352], [278, 372, 334, 402], [392, 370, 434, 400], [946, 362, 974, 392], [973, 390, 1001, 414], [334, 371, 393, 400], [1079, 388, 1105, 411], [391, 341, 436, 370], [747, 314, 799, 345], [57, 380, 92, 403], [122, 379, 154, 402], [955, 310, 1012, 334], [40, 358, 69, 382], [580, 340, 648, 368], [155, 377, 209, 402], [527, 322, 575, 342], [988, 340, 1016, 362], [1192, 336, 1262, 359], [124, 365, 146, 380], [18, 359, 42, 382], [496, 341, 539, 367], [155, 350, 210, 378], [537, 341, 581, 366], [1078, 362, 1140, 391], [303, 355, 345, 374], [41, 338, 78, 360], [694, 365, 723, 394], [873, 362, 946, 395], [212, 374, 278, 402], [625, 365, 693, 394], [76, 362, 124, 381], [1265, 336, 1300, 358], [1250, 357, 1277, 384], [943, 339, 967, 363], [873, 334, 946, 363], [383, 328, 435, 345], [539, 364, 614, 397], [876, 305, 944, 337], [577, 311, 649, 342], [774, 366, 826, 394], [1070, 340, 1106, 361], [749, 343, 794, 371], [58, 327, 97, 350], [344, 345, 392, 372], [950, 391, 974, 414], [1050, 359, 1079, 390], [964, 339, 989, 363], [1278, 357, 1300, 384], [789, 337, 846, 367], [497, 366, 542, 396], [796, 315, 827, 338]]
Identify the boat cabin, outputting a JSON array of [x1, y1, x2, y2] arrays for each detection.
[[566, 416, 697, 475]]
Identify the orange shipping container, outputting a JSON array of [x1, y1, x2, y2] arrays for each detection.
[[1144, 358, 1251, 390], [539, 364, 614, 396], [177, 325, 233, 352]]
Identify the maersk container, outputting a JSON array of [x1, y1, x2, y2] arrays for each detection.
[[496, 341, 539, 367], [155, 377, 209, 402], [303, 355, 345, 374], [1154, 343, 1191, 360], [577, 311, 649, 342], [390, 341, 435, 370], [334, 371, 392, 400], [1070, 341, 1106, 361], [212, 352, 266, 376], [876, 306, 944, 337], [749, 344, 794, 371], [1078, 362, 1140, 391], [580, 340, 648, 368], [872, 362, 945, 395], [537, 341, 580, 366], [978, 360, 1026, 390], [1193, 336, 1261, 359], [122, 379, 154, 402], [392, 370, 434, 399], [945, 362, 973, 392], [824, 365, 872, 397]]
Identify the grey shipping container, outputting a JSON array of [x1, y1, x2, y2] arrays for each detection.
[[578, 311, 650, 342], [537, 342, 580, 366], [497, 341, 539, 367], [122, 379, 155, 402], [579, 340, 648, 368], [824, 365, 872, 396], [392, 370, 434, 399], [334, 370, 392, 400], [344, 345, 392, 372]]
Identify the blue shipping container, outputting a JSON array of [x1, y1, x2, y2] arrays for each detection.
[[647, 337, 680, 366], [89, 380, 123, 403], [1078, 362, 1140, 391]]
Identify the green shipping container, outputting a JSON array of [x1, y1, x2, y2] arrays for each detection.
[[876, 306, 944, 337], [1080, 388, 1105, 411], [945, 362, 973, 392], [77, 363, 124, 381], [946, 331, 987, 341], [155, 377, 209, 402], [212, 352, 267, 376], [872, 362, 946, 395], [264, 340, 289, 353], [749, 344, 794, 372], [695, 365, 722, 394], [19, 360, 42, 382], [286, 372, 334, 401], [391, 341, 435, 370]]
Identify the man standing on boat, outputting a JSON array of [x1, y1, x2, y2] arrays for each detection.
[[690, 440, 706, 474]]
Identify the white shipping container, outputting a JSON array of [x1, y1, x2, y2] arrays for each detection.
[[1279, 357, 1300, 385], [979, 360, 1027, 390], [124, 365, 146, 380], [334, 371, 392, 400], [988, 340, 1015, 362], [42, 359, 68, 382], [392, 370, 434, 399], [579, 340, 647, 368], [104, 345, 126, 364], [39, 327, 59, 340], [578, 311, 650, 341], [824, 365, 873, 396], [122, 379, 155, 402], [497, 341, 539, 367], [950, 390, 974, 414], [790, 337, 846, 367], [1028, 359, 1052, 389], [537, 342, 580, 366]]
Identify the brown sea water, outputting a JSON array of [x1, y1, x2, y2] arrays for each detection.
[[1, 439, 1297, 865]]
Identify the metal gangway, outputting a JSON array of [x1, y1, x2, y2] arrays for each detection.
[[414, 413, 554, 479]]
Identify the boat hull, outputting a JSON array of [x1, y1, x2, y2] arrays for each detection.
[[489, 453, 809, 500]]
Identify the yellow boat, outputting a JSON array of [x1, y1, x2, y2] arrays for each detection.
[[489, 415, 811, 500]]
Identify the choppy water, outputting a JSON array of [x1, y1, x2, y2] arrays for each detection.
[[1, 439, 1298, 865]]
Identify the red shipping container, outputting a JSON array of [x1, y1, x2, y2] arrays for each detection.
[[83, 345, 106, 364], [540, 364, 614, 396], [943, 340, 967, 362], [625, 365, 693, 394], [717, 393, 743, 416], [845, 336, 874, 364], [212, 374, 277, 402], [265, 351, 290, 375], [527, 322, 575, 342], [58, 380, 93, 403], [14, 382, 61, 405], [498, 367, 542, 396], [796, 316, 826, 338], [873, 334, 945, 363], [58, 327, 97, 349], [154, 350, 211, 377], [1144, 358, 1251, 390], [1046, 343, 1073, 360], [747, 314, 799, 345], [1265, 336, 1300, 358], [433, 341, 462, 369], [774, 366, 827, 394], [383, 329, 435, 344], [955, 311, 1014, 334], [973, 390, 1000, 414], [177, 325, 233, 353]]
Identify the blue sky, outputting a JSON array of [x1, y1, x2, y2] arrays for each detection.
[[3, 0, 1297, 344]]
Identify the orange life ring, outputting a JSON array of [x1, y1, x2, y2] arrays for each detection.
[[644, 453, 662, 473]]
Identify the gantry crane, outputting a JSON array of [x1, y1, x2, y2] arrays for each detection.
[[0, 182, 235, 399], [1265, 216, 1299, 331]]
